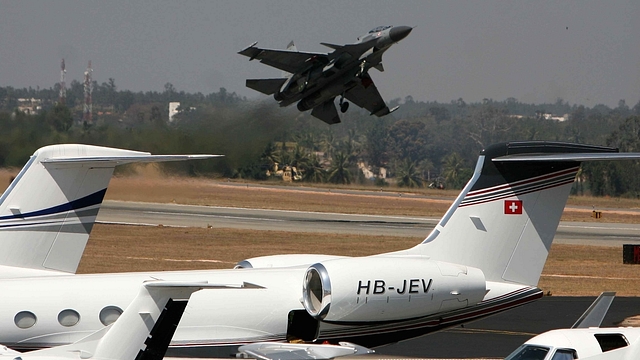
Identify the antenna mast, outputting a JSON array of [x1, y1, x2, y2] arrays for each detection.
[[83, 60, 93, 123], [59, 59, 66, 105]]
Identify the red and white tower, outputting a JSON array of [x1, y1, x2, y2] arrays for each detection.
[[83, 60, 93, 123], [59, 59, 66, 105]]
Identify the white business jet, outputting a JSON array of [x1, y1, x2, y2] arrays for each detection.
[[504, 292, 640, 360], [0, 281, 230, 360], [0, 141, 637, 358]]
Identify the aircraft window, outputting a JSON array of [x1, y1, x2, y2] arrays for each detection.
[[99, 306, 123, 326], [14, 311, 37, 329], [504, 345, 549, 360], [594, 333, 628, 352], [58, 309, 80, 327], [551, 349, 577, 360]]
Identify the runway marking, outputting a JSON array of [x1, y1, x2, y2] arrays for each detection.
[[445, 327, 537, 337], [108, 201, 438, 222], [558, 224, 640, 231], [97, 220, 187, 228], [144, 211, 284, 222], [542, 274, 640, 280], [123, 256, 232, 264]]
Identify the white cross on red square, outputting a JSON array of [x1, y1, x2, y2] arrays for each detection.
[[504, 200, 523, 214]]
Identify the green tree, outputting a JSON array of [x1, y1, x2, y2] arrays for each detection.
[[45, 103, 73, 132], [442, 152, 471, 189], [396, 159, 423, 188], [328, 151, 351, 184], [303, 154, 325, 183]]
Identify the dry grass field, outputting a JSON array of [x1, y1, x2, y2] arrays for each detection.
[[0, 168, 639, 296]]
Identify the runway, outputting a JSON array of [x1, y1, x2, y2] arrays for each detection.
[[97, 200, 640, 246]]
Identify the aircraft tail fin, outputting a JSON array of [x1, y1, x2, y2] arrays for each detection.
[[310, 98, 341, 124], [398, 141, 632, 287], [28, 281, 258, 360], [0, 144, 218, 277], [246, 78, 287, 95], [571, 291, 616, 329]]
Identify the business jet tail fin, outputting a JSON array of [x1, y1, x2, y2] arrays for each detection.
[[0, 144, 219, 277], [402, 141, 640, 287]]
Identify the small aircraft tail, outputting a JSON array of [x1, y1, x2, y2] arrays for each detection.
[[0, 144, 217, 277], [398, 141, 626, 287]]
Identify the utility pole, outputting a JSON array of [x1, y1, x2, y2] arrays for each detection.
[[83, 60, 93, 123], [59, 59, 66, 105]]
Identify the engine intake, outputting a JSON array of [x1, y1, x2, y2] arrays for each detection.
[[302, 256, 486, 323]]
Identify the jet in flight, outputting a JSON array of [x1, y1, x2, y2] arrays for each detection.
[[0, 142, 638, 359], [239, 25, 412, 124]]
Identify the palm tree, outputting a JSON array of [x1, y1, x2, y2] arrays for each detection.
[[396, 159, 423, 188], [328, 151, 351, 184], [303, 154, 326, 183], [442, 152, 465, 188]]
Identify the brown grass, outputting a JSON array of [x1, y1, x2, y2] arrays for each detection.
[[79, 224, 640, 296], [103, 175, 640, 222]]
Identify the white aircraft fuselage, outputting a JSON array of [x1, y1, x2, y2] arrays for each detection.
[[0, 265, 536, 357]]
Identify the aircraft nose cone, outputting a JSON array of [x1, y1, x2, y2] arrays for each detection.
[[389, 26, 412, 42]]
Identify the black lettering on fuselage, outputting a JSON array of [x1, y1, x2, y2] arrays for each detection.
[[357, 280, 370, 295], [422, 278, 432, 293], [373, 280, 385, 294], [397, 279, 407, 294], [409, 279, 420, 294]]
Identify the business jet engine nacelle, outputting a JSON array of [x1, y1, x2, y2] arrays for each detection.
[[235, 254, 347, 269], [302, 256, 486, 323]]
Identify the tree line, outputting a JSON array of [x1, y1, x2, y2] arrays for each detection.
[[1, 82, 640, 197]]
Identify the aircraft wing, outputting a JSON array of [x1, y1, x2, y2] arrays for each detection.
[[239, 42, 329, 74], [238, 341, 374, 360], [344, 74, 399, 117]]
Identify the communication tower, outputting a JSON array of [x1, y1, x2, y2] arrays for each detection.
[[83, 60, 93, 123], [59, 59, 66, 105]]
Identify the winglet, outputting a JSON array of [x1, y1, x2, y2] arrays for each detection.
[[571, 292, 616, 329]]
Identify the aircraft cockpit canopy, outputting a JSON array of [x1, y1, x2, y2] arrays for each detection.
[[368, 25, 392, 33]]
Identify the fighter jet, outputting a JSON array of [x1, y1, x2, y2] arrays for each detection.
[[238, 25, 412, 124]]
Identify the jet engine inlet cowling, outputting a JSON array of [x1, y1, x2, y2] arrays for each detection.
[[303, 263, 332, 318], [302, 257, 487, 323]]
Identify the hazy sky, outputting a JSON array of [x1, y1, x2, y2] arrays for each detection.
[[1, 1, 638, 108]]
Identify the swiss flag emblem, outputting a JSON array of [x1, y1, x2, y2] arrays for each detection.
[[504, 200, 523, 215]]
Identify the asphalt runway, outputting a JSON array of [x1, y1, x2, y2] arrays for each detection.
[[377, 296, 640, 358], [94, 201, 640, 358], [97, 201, 640, 246]]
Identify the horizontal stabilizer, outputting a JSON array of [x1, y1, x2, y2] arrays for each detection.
[[495, 152, 640, 162], [246, 78, 288, 95], [239, 341, 374, 360], [42, 154, 221, 166], [572, 292, 616, 329]]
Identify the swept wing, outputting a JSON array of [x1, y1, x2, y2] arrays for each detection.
[[344, 74, 398, 117], [238, 43, 328, 74]]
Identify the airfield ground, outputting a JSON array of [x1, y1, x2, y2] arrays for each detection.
[[0, 169, 638, 296]]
